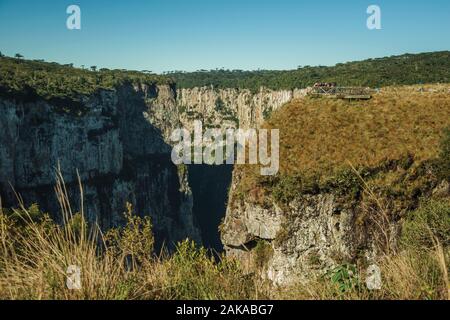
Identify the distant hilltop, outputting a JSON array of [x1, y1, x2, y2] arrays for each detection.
[[169, 51, 450, 91], [1, 50, 450, 101]]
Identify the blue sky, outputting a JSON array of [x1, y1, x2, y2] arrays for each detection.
[[0, 0, 449, 73]]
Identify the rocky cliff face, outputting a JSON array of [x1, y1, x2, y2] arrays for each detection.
[[221, 172, 375, 285], [0, 83, 308, 251], [177, 87, 308, 129], [221, 172, 448, 286], [0, 83, 200, 247], [174, 86, 307, 250]]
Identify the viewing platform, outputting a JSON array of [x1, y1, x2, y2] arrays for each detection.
[[308, 83, 374, 100]]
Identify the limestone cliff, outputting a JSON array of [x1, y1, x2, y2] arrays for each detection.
[[0, 83, 200, 247], [221, 173, 448, 286], [177, 86, 308, 129], [221, 172, 374, 285]]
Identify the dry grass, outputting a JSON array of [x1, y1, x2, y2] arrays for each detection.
[[274, 86, 450, 176], [235, 85, 450, 200], [225, 86, 450, 300], [0, 170, 448, 300], [0, 172, 138, 300], [277, 246, 448, 300], [0, 171, 266, 300]]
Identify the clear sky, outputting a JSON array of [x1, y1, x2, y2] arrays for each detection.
[[0, 0, 449, 73]]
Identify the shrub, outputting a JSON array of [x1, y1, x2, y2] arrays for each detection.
[[253, 240, 274, 270], [150, 240, 261, 300], [271, 174, 319, 204], [105, 202, 154, 267], [327, 264, 360, 294]]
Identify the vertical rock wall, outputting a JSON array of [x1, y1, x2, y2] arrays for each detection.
[[0, 84, 201, 247]]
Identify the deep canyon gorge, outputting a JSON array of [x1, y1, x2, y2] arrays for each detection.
[[0, 83, 298, 251], [1, 79, 448, 285]]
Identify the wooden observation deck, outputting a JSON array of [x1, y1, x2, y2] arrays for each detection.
[[309, 85, 373, 100]]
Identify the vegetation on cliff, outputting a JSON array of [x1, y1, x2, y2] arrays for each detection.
[[223, 84, 449, 300], [0, 56, 172, 106], [0, 84, 448, 300], [0, 193, 448, 300], [234, 85, 450, 212], [171, 51, 450, 91], [1, 51, 449, 300]]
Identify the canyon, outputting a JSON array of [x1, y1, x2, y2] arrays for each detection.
[[0, 83, 301, 251], [1, 79, 447, 286]]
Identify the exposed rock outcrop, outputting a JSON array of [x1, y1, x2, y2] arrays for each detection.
[[0, 83, 200, 247], [174, 86, 307, 251], [220, 171, 391, 285], [177, 87, 308, 129]]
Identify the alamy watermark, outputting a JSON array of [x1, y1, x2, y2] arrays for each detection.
[[171, 121, 279, 176], [66, 5, 81, 30], [367, 5, 382, 30], [66, 265, 81, 290], [366, 264, 382, 290]]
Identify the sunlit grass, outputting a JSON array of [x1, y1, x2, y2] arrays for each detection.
[[235, 85, 450, 204]]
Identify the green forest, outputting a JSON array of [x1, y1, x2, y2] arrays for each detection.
[[0, 55, 172, 105], [1, 51, 450, 104], [170, 51, 450, 91]]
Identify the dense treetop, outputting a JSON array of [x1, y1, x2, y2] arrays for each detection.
[[170, 51, 450, 91], [1, 51, 450, 104], [0, 56, 173, 104]]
